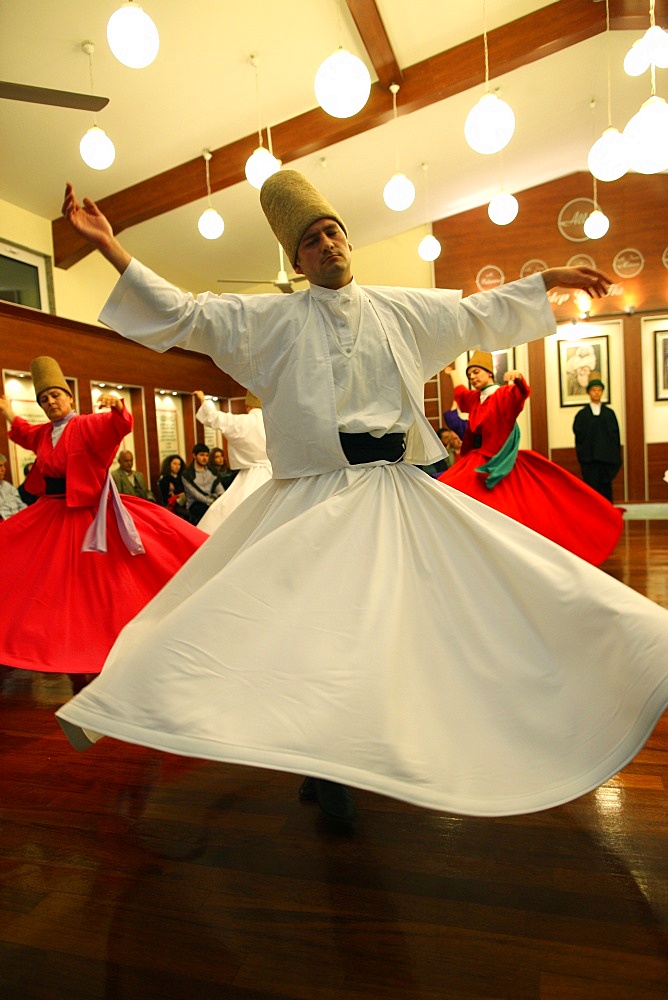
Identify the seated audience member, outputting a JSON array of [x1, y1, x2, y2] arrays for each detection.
[[181, 443, 224, 525], [112, 449, 156, 501], [18, 461, 39, 506], [209, 444, 238, 491], [157, 454, 190, 520], [0, 453, 27, 519]]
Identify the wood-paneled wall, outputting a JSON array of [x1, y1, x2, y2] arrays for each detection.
[[0, 302, 245, 488]]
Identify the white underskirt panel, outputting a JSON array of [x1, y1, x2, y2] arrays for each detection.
[[56, 463, 668, 816], [198, 464, 273, 535]]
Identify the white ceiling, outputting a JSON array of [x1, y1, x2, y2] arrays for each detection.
[[0, 1, 663, 295]]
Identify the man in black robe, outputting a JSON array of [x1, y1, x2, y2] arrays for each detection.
[[573, 372, 621, 502]]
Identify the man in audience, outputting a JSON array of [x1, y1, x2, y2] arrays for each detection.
[[112, 449, 156, 501], [181, 443, 224, 525], [0, 453, 27, 520]]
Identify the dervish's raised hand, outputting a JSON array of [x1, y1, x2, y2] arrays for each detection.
[[193, 390, 206, 404], [61, 183, 132, 274], [503, 370, 523, 383], [97, 393, 125, 412], [0, 395, 16, 423], [542, 266, 611, 298], [62, 183, 113, 247]]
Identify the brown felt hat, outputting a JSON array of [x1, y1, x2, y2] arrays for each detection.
[[587, 371, 605, 390], [466, 351, 494, 376], [245, 390, 262, 409], [260, 169, 347, 266], [31, 356, 71, 399]]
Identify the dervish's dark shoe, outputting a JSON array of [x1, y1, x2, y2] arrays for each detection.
[[299, 777, 356, 824]]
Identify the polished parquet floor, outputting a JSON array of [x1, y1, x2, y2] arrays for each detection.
[[0, 520, 666, 999]]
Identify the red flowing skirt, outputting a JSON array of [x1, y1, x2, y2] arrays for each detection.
[[0, 496, 206, 673], [438, 450, 623, 565]]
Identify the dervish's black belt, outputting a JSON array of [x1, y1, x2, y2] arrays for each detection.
[[44, 477, 66, 495], [339, 432, 405, 465]]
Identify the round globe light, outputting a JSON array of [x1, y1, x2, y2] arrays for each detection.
[[487, 191, 519, 226], [80, 126, 116, 170], [418, 235, 442, 261], [643, 25, 668, 69], [623, 95, 668, 174], [314, 49, 371, 118], [583, 209, 609, 240], [197, 208, 225, 240], [623, 38, 650, 77], [107, 3, 160, 69], [587, 127, 630, 182], [245, 147, 282, 190], [383, 173, 416, 212], [464, 93, 515, 155]]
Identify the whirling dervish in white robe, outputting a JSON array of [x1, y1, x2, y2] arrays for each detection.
[[56, 170, 668, 818]]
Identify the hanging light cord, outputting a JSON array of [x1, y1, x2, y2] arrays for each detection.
[[203, 150, 214, 208], [604, 0, 613, 127], [251, 54, 264, 148], [83, 41, 98, 126], [390, 83, 400, 172]]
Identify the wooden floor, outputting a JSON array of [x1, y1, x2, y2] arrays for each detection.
[[1, 521, 666, 1000]]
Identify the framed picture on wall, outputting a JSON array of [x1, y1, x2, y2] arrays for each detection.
[[467, 348, 515, 384], [558, 336, 609, 407], [655, 330, 668, 401]]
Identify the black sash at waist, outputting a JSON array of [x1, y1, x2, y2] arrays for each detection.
[[339, 432, 405, 465], [45, 477, 66, 495]]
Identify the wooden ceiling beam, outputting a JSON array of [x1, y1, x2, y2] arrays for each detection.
[[345, 0, 402, 88], [53, 0, 665, 269]]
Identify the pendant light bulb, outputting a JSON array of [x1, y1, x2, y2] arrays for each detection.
[[383, 173, 416, 212], [643, 24, 668, 68], [465, 93, 515, 155], [623, 95, 668, 174], [487, 191, 518, 226], [245, 146, 282, 190], [587, 127, 630, 182], [80, 125, 116, 170], [418, 234, 441, 261], [583, 209, 609, 240], [314, 49, 371, 118], [107, 3, 159, 69], [624, 38, 651, 76], [198, 208, 225, 240]]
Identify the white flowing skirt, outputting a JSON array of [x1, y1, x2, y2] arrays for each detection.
[[197, 463, 272, 535], [56, 463, 668, 817]]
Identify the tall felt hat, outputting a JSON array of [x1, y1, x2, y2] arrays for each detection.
[[260, 169, 347, 266], [30, 356, 71, 399], [245, 390, 262, 409], [587, 370, 605, 390], [466, 351, 494, 376]]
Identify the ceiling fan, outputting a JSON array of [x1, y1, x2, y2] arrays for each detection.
[[218, 243, 308, 294], [0, 81, 108, 112]]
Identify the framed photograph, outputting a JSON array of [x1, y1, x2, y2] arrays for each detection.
[[558, 336, 609, 407], [655, 330, 668, 401], [467, 348, 515, 384]]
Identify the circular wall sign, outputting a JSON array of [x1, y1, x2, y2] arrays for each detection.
[[612, 248, 644, 279], [557, 198, 595, 242], [519, 259, 547, 277], [475, 265, 505, 291], [662, 246, 668, 270], [567, 253, 596, 269]]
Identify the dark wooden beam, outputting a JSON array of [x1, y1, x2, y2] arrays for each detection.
[[345, 0, 402, 88], [53, 0, 665, 269]]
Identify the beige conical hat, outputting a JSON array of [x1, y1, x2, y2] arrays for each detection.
[[260, 169, 347, 266], [245, 390, 262, 409], [466, 351, 494, 376], [30, 356, 71, 399]]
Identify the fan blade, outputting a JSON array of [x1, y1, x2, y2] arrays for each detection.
[[0, 81, 109, 112]]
